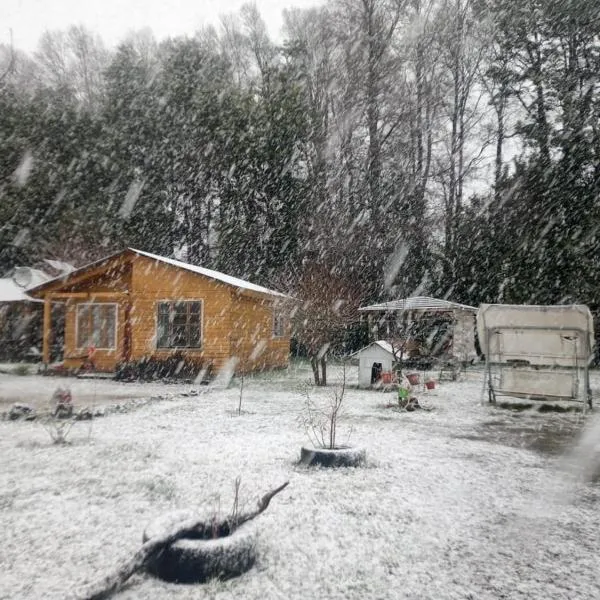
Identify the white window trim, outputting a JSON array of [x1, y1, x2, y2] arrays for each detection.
[[272, 312, 285, 339], [75, 302, 119, 350], [155, 299, 204, 350]]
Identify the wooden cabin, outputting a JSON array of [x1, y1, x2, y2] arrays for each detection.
[[28, 248, 291, 375]]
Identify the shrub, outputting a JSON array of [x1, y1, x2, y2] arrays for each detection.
[[115, 353, 212, 382]]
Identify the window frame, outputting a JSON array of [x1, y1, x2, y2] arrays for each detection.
[[272, 312, 286, 339], [75, 302, 118, 350], [155, 300, 203, 350]]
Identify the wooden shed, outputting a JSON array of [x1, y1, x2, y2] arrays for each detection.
[[28, 248, 291, 375]]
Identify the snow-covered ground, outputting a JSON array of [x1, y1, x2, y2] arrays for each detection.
[[0, 365, 191, 411], [1, 363, 599, 600]]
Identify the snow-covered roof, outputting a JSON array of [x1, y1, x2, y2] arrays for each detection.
[[0, 267, 51, 303], [352, 340, 395, 357], [0, 278, 39, 302], [359, 296, 476, 313], [29, 248, 289, 299], [12, 267, 51, 289], [130, 249, 288, 298]]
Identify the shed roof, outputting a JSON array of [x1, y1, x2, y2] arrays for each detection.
[[28, 248, 289, 299], [0, 267, 51, 303], [359, 296, 476, 313], [0, 278, 39, 302]]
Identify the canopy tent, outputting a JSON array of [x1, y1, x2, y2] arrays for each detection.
[[358, 296, 478, 372], [477, 304, 594, 409]]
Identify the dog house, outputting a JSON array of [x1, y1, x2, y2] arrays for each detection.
[[477, 304, 594, 409], [353, 340, 396, 388]]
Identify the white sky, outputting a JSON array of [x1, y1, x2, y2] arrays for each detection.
[[3, 0, 324, 53]]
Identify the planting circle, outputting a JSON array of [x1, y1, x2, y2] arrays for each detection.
[[300, 445, 367, 468], [143, 509, 257, 584]]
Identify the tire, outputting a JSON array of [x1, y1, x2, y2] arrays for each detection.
[[143, 510, 257, 584], [300, 446, 366, 468]]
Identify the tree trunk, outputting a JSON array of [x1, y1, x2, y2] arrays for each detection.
[[494, 87, 505, 204], [310, 355, 321, 386], [320, 356, 327, 387]]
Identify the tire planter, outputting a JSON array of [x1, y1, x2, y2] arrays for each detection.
[[142, 509, 257, 584], [300, 445, 366, 468]]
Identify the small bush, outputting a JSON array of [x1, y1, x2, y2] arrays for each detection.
[[12, 364, 30, 376], [115, 353, 212, 382]]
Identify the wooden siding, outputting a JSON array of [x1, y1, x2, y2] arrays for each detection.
[[59, 256, 131, 371], [128, 254, 233, 371], [63, 298, 126, 371], [229, 293, 290, 373], [40, 250, 290, 374]]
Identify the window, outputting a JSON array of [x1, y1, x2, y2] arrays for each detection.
[[273, 313, 285, 338], [76, 304, 117, 349], [157, 301, 202, 348]]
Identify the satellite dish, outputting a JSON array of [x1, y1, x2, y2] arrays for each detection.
[[12, 267, 32, 288]]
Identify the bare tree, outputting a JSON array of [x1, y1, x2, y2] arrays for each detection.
[[302, 362, 348, 448], [293, 261, 365, 386], [34, 26, 110, 107], [0, 31, 15, 86]]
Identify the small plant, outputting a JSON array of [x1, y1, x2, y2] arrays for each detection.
[[41, 415, 76, 444], [41, 386, 76, 444], [12, 364, 30, 376], [301, 361, 349, 449], [115, 354, 209, 382]]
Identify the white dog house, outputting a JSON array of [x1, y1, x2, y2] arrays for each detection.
[[353, 340, 396, 388], [477, 304, 594, 409]]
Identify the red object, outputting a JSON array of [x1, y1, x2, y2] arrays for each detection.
[[425, 380, 435, 390], [407, 373, 420, 386], [381, 372, 393, 384]]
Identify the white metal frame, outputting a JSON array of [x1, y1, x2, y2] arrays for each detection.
[[478, 304, 594, 410]]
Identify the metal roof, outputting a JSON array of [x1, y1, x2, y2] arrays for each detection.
[[0, 278, 41, 302], [0, 267, 51, 303], [359, 296, 477, 313], [29, 248, 289, 299], [130, 249, 289, 298]]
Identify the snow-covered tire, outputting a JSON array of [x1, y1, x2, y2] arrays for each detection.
[[142, 510, 257, 584], [300, 446, 366, 468]]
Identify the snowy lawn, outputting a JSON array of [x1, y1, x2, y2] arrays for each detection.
[[1, 363, 599, 600], [0, 368, 192, 412]]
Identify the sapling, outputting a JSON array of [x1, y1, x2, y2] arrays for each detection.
[[41, 386, 76, 444], [301, 360, 349, 449]]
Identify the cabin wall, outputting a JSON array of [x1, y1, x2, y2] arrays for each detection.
[[63, 299, 127, 371], [229, 293, 290, 373], [61, 257, 131, 372], [44, 251, 290, 374], [129, 256, 232, 371]]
